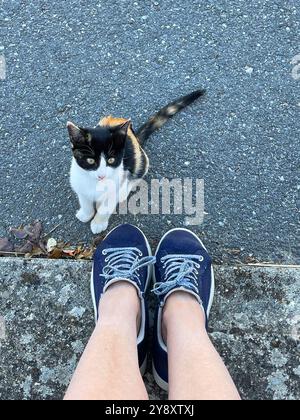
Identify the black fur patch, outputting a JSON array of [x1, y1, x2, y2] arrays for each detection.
[[136, 89, 205, 144], [68, 125, 128, 171]]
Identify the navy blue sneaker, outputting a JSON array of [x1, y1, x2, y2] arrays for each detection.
[[152, 228, 215, 391], [91, 224, 156, 375]]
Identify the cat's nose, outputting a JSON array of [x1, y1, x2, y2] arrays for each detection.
[[98, 175, 106, 181]]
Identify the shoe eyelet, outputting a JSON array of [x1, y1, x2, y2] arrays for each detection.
[[102, 250, 107, 256], [139, 251, 143, 257], [105, 257, 109, 263], [200, 256, 204, 262]]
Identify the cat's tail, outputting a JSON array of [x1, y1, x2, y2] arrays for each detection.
[[136, 89, 205, 144]]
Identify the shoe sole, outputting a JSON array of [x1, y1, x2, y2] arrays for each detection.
[[152, 228, 215, 391], [90, 224, 153, 376]]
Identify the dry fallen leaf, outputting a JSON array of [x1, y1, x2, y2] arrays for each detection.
[[15, 241, 33, 254], [62, 248, 78, 257], [38, 240, 48, 254], [25, 246, 46, 258], [47, 238, 57, 253], [25, 221, 43, 243], [0, 237, 14, 252], [10, 221, 42, 242], [76, 248, 94, 260], [2, 221, 96, 261], [10, 228, 28, 240], [49, 248, 63, 259]]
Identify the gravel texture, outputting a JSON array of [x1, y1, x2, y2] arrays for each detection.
[[0, 257, 299, 400]]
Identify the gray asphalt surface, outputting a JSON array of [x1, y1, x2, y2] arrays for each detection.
[[0, 0, 299, 263]]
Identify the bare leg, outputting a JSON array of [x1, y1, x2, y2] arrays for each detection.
[[163, 292, 241, 400], [64, 282, 148, 400]]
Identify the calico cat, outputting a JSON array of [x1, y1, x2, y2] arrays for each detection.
[[67, 89, 205, 234]]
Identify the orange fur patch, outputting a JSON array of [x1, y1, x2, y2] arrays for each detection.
[[99, 116, 138, 144], [99, 115, 127, 127]]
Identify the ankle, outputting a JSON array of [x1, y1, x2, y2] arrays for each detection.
[[163, 291, 204, 319], [98, 281, 141, 329], [162, 291, 206, 344]]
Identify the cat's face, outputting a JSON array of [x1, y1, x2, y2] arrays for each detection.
[[67, 120, 130, 180]]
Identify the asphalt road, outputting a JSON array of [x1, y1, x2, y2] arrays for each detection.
[[0, 0, 299, 263]]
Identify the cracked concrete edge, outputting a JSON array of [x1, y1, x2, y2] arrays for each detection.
[[0, 257, 299, 400]]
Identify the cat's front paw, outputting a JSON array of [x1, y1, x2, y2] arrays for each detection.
[[76, 209, 95, 223], [90, 219, 109, 234]]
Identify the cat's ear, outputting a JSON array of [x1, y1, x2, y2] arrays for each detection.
[[67, 121, 88, 146], [110, 120, 131, 147]]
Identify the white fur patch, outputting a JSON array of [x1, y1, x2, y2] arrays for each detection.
[[70, 157, 124, 202], [70, 157, 139, 233]]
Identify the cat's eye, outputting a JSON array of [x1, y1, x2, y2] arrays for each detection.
[[87, 158, 95, 165], [107, 157, 115, 165]]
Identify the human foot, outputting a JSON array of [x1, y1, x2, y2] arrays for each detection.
[[91, 224, 156, 375], [152, 228, 215, 391]]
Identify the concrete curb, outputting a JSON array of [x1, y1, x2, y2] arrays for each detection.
[[0, 257, 299, 400]]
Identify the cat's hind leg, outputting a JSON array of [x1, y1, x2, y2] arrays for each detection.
[[118, 179, 141, 202]]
